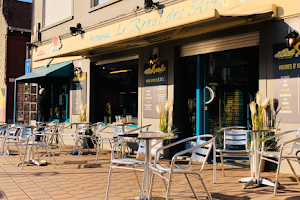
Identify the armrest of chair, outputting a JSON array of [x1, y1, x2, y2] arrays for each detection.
[[279, 135, 300, 155], [169, 138, 215, 169], [261, 129, 297, 151], [124, 124, 152, 134], [153, 134, 213, 166], [110, 139, 139, 159]]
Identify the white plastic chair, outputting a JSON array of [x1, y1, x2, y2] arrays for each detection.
[[105, 124, 152, 199], [257, 128, 300, 195], [213, 126, 252, 183], [149, 135, 215, 200]]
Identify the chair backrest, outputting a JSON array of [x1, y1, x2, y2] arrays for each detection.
[[19, 126, 33, 141], [223, 129, 248, 150], [190, 135, 214, 164], [113, 125, 126, 136], [92, 122, 103, 137], [291, 129, 300, 152]]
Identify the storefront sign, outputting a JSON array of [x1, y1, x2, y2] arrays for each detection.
[[273, 43, 300, 123], [143, 61, 168, 118], [72, 72, 87, 115], [144, 61, 168, 86]]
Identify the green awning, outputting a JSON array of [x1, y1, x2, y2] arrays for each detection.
[[16, 61, 74, 82]]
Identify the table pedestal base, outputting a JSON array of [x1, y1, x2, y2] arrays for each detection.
[[17, 159, 48, 167], [239, 177, 275, 188], [135, 197, 171, 200]]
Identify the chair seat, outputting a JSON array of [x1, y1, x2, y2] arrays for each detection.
[[111, 158, 145, 165], [6, 140, 26, 144], [149, 164, 197, 174], [215, 149, 251, 154], [259, 151, 299, 159]]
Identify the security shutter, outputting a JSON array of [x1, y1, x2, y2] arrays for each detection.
[[180, 32, 259, 57], [43, 0, 72, 28]]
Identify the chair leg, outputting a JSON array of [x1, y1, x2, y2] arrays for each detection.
[[274, 158, 281, 196], [46, 147, 56, 169], [21, 145, 28, 170], [106, 163, 113, 200], [35, 146, 40, 160], [197, 172, 212, 200], [49, 147, 58, 165], [287, 159, 300, 186], [213, 147, 216, 184], [161, 173, 167, 190], [148, 172, 155, 199], [166, 173, 172, 200], [96, 140, 100, 161], [16, 146, 22, 161], [2, 143, 8, 164], [220, 152, 225, 176], [185, 174, 199, 200], [133, 166, 142, 190]]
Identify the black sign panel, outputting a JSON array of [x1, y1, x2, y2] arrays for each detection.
[[273, 43, 300, 123], [144, 61, 168, 86]]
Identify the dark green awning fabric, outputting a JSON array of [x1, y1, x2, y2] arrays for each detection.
[[16, 61, 73, 82]]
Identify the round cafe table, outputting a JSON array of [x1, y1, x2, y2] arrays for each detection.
[[239, 129, 279, 188], [136, 131, 177, 199]]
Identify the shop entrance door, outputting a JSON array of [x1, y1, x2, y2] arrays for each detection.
[[49, 82, 69, 122], [180, 46, 259, 138]]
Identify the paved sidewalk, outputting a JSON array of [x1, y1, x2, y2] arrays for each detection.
[[0, 146, 299, 200]]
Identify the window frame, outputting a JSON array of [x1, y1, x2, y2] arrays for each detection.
[[89, 0, 122, 13]]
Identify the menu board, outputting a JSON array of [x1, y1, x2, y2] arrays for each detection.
[[72, 72, 87, 115], [16, 83, 37, 123], [143, 85, 167, 118], [273, 43, 300, 123], [143, 61, 168, 118]]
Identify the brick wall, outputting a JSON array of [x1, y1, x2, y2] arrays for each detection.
[[6, 31, 30, 122]]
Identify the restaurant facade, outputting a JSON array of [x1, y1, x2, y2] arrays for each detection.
[[16, 0, 300, 173]]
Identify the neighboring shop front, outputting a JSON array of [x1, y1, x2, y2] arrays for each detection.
[[26, 0, 300, 173]]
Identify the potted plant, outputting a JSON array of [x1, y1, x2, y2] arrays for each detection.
[[249, 92, 281, 172], [156, 99, 177, 158]]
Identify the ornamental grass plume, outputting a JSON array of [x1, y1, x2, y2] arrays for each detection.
[[156, 99, 174, 133]]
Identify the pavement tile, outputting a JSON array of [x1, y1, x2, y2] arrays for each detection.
[[2, 146, 300, 200]]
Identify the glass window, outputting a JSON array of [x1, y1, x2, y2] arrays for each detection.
[[95, 59, 138, 124], [92, 0, 109, 7]]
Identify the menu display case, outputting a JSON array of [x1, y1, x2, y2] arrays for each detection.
[[16, 83, 37, 124]]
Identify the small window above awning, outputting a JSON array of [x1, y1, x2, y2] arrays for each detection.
[[16, 61, 73, 82]]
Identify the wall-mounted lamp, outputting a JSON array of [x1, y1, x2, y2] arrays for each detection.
[[26, 42, 38, 49], [144, 0, 164, 12], [70, 23, 84, 36], [148, 47, 159, 65], [285, 30, 299, 48]]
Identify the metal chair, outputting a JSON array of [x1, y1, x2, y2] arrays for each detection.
[[105, 124, 152, 199], [213, 126, 252, 183], [149, 135, 214, 200], [257, 128, 300, 195], [1, 125, 21, 158], [20, 125, 59, 169], [95, 124, 127, 160], [2, 125, 32, 165]]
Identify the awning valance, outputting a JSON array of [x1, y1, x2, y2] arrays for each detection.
[[16, 61, 73, 82]]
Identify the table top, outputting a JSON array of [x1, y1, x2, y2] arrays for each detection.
[[112, 122, 135, 126], [138, 132, 177, 140], [248, 128, 280, 133]]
